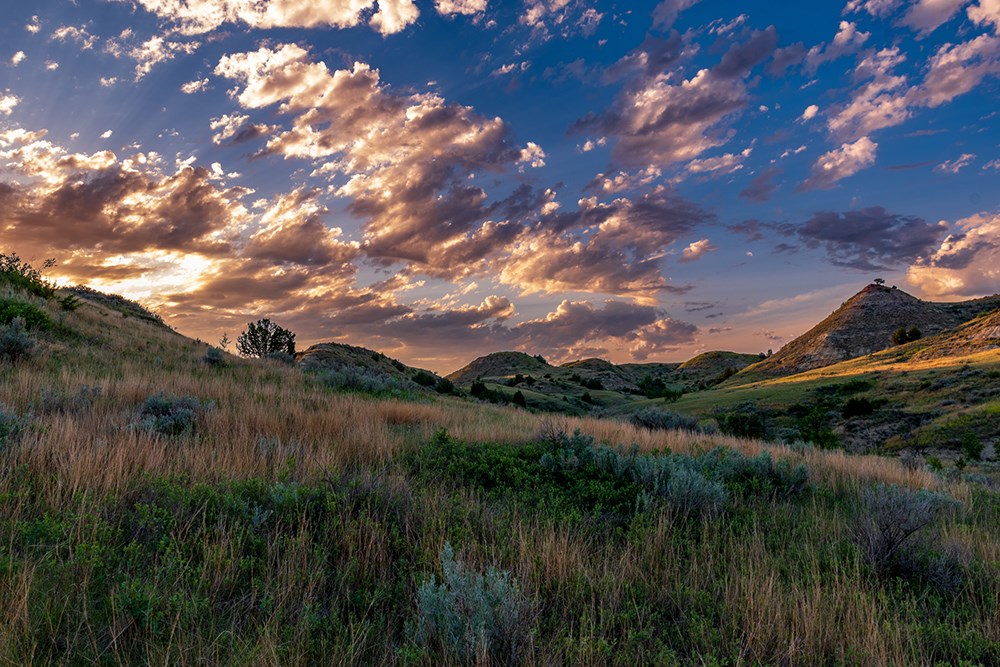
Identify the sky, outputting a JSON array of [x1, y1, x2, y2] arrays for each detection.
[[1, 0, 999, 372]]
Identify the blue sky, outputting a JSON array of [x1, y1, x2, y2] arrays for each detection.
[[1, 0, 998, 371]]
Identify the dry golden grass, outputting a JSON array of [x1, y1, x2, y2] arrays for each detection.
[[0, 290, 996, 666]]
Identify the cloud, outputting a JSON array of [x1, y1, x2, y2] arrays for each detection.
[[652, 0, 701, 30], [585, 167, 661, 194], [518, 141, 546, 168], [0, 93, 19, 116], [911, 34, 1000, 108], [685, 147, 752, 176], [796, 206, 949, 270], [799, 136, 878, 190], [827, 47, 910, 140], [768, 42, 806, 76], [436, 0, 488, 15], [521, 1, 604, 39], [0, 131, 251, 261], [739, 167, 781, 202], [500, 190, 710, 300], [45, 61, 59, 71], [107, 34, 201, 80], [805, 21, 870, 74], [10, 51, 26, 66], [25, 16, 41, 34], [969, 0, 1000, 32], [900, 0, 969, 34], [908, 212, 1000, 296], [935, 153, 976, 173], [680, 238, 718, 262], [128, 0, 421, 37], [100, 129, 113, 139], [844, 0, 903, 17], [180, 78, 210, 93], [51, 25, 97, 49], [801, 104, 819, 121], [575, 28, 775, 169]]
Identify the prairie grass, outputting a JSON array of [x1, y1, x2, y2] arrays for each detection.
[[0, 288, 996, 665]]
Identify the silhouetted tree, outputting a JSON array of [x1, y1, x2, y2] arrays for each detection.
[[236, 319, 295, 358], [512, 390, 527, 407]]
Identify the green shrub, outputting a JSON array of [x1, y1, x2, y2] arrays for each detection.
[[0, 404, 25, 446], [512, 390, 527, 407], [715, 401, 767, 439], [435, 377, 455, 394], [313, 367, 406, 395], [413, 370, 437, 387], [0, 299, 52, 330], [135, 394, 213, 437], [961, 431, 984, 461], [236, 318, 295, 358], [0, 317, 36, 362], [265, 350, 295, 365], [414, 543, 535, 665], [202, 347, 226, 367], [842, 397, 875, 418], [35, 384, 102, 415], [0, 253, 55, 299], [852, 484, 962, 591], [630, 408, 699, 432]]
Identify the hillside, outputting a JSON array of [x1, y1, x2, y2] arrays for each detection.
[[731, 284, 1000, 384], [0, 266, 998, 665], [298, 341, 447, 393]]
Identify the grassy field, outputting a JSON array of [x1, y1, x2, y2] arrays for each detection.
[[0, 280, 998, 665]]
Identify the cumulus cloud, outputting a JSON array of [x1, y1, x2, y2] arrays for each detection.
[[127, 0, 421, 37], [935, 153, 976, 173], [51, 25, 97, 49], [844, 0, 902, 17], [801, 104, 819, 121], [180, 78, 210, 93], [586, 167, 661, 194], [911, 34, 1000, 108], [680, 238, 718, 262], [908, 212, 1000, 297], [900, 0, 969, 34], [107, 34, 201, 79], [0, 93, 19, 116], [796, 206, 949, 270], [520, 0, 604, 39], [574, 27, 775, 169], [827, 47, 910, 139], [10, 51, 26, 66], [685, 147, 752, 176], [436, 0, 488, 15], [805, 21, 870, 74], [500, 190, 710, 300], [652, 0, 701, 30], [799, 136, 878, 190], [969, 0, 1000, 32]]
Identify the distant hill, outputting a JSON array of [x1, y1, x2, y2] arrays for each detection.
[[298, 342, 444, 391], [446, 351, 551, 384], [730, 284, 1000, 384]]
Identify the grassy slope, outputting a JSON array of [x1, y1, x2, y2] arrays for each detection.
[[0, 285, 998, 665]]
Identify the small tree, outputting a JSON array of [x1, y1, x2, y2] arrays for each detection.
[[236, 319, 295, 358]]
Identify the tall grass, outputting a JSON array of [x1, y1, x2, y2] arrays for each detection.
[[0, 287, 996, 665]]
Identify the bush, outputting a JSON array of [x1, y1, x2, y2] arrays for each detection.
[[852, 484, 961, 590], [435, 377, 455, 394], [414, 543, 535, 665], [0, 404, 25, 447], [202, 347, 226, 367], [0, 317, 36, 362], [715, 401, 767, 439], [236, 319, 295, 358], [413, 370, 437, 387], [630, 407, 699, 432], [842, 397, 875, 418], [135, 394, 213, 437], [512, 390, 527, 408], [0, 253, 55, 299], [265, 350, 295, 365], [313, 367, 406, 395], [0, 299, 52, 330], [34, 385, 102, 415]]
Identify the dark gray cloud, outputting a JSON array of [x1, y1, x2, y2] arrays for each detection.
[[767, 42, 806, 76], [796, 206, 949, 270], [716, 26, 778, 79], [739, 167, 781, 203]]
